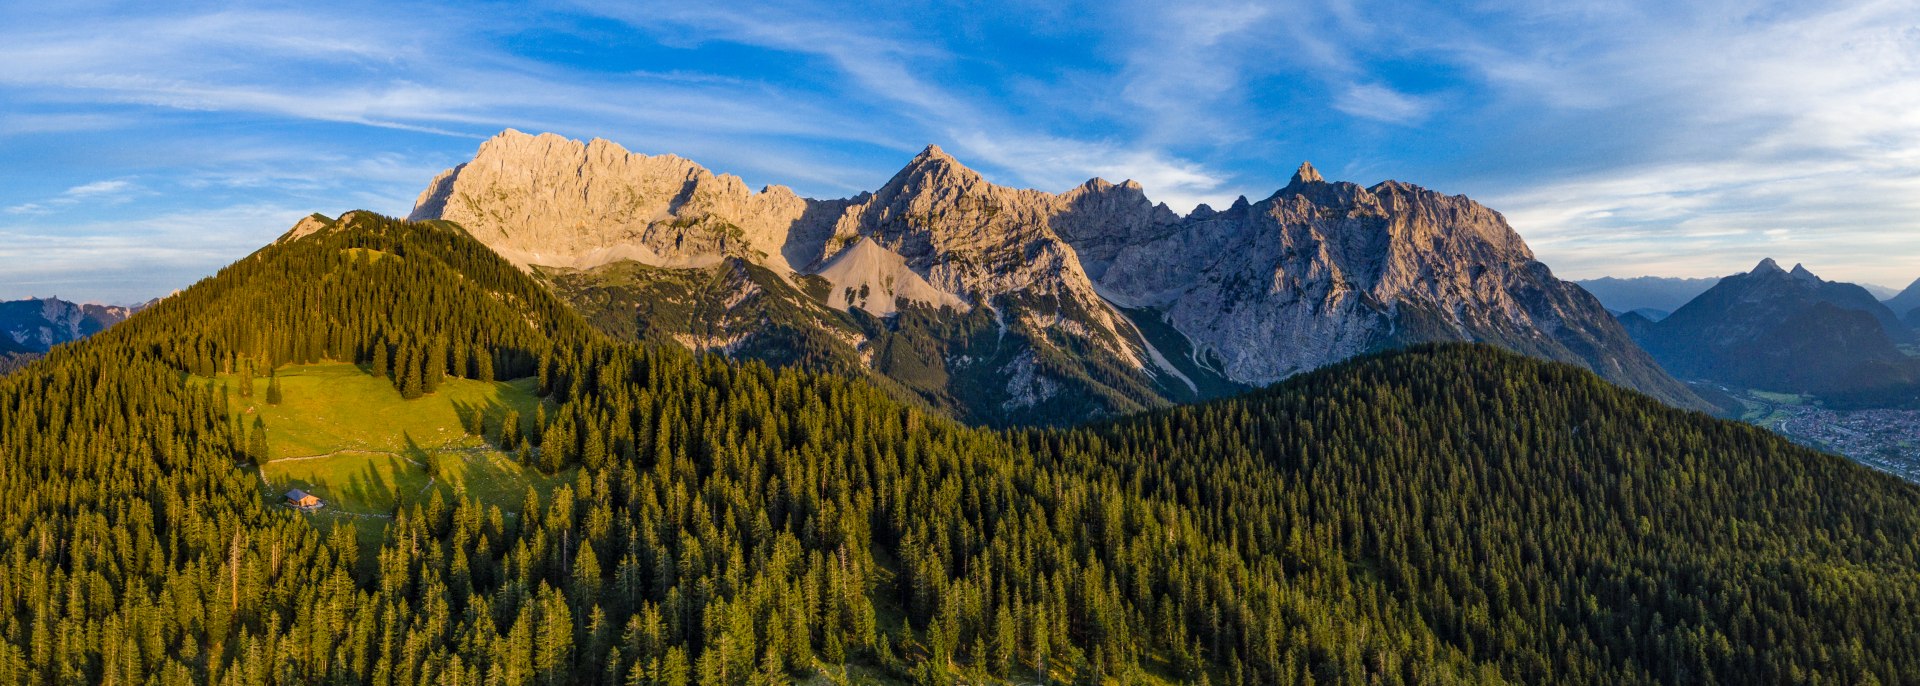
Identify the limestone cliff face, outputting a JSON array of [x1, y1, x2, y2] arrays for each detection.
[[410, 131, 1708, 419], [1094, 165, 1687, 403], [409, 130, 817, 272]]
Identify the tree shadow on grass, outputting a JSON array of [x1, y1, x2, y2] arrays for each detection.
[[402, 431, 445, 491], [451, 398, 524, 448], [334, 456, 399, 514]]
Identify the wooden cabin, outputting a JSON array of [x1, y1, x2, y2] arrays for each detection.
[[285, 488, 322, 510]]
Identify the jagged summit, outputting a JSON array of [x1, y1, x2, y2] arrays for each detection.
[[1790, 263, 1819, 281], [915, 143, 953, 161], [874, 143, 990, 206], [1753, 257, 1785, 274], [1291, 161, 1324, 185], [406, 130, 1710, 416]]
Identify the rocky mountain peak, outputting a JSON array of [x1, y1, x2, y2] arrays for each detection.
[[885, 144, 986, 192], [409, 129, 809, 272], [1753, 257, 1785, 274], [1790, 263, 1820, 282], [409, 130, 1709, 415], [1291, 161, 1325, 185], [915, 143, 952, 162]]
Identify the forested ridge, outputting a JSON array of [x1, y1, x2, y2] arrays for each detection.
[[2, 212, 1919, 685]]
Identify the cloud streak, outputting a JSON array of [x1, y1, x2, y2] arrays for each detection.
[[1, 0, 1917, 300]]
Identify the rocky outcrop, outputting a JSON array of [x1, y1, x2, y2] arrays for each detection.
[[410, 130, 1709, 419]]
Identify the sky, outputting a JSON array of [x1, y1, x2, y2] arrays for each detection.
[[2, 0, 1918, 304]]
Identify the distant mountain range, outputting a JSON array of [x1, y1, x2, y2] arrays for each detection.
[[0, 297, 139, 354], [1886, 278, 1920, 329], [408, 130, 1708, 422], [0, 297, 149, 373], [1576, 275, 1723, 314], [1624, 259, 1919, 406]]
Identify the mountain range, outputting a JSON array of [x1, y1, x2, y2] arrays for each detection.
[[1626, 259, 1920, 405], [7, 209, 1920, 683], [408, 130, 1707, 422], [0, 296, 139, 355], [1574, 275, 1723, 316], [0, 296, 145, 373]]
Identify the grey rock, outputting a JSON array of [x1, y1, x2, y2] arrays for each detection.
[[409, 131, 1709, 417]]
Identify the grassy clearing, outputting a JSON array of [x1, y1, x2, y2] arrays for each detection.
[[201, 362, 568, 523], [265, 451, 427, 514], [1749, 389, 1814, 404], [261, 447, 566, 515], [341, 247, 395, 263], [1736, 388, 1818, 425], [213, 362, 543, 459]]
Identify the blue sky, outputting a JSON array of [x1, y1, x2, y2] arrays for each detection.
[[2, 0, 1918, 303]]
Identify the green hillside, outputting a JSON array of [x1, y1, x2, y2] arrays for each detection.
[[202, 361, 568, 552], [2, 212, 1920, 684], [215, 362, 544, 461]]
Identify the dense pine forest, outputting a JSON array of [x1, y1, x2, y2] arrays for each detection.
[[3, 212, 1920, 684]]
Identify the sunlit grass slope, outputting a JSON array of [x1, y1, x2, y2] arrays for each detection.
[[203, 362, 566, 517]]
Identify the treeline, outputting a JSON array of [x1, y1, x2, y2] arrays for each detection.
[[0, 212, 1918, 685]]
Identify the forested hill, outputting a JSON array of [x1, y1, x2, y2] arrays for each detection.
[[2, 212, 1919, 684]]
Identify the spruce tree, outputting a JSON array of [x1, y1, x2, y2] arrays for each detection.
[[372, 341, 389, 379], [499, 410, 521, 450], [401, 348, 424, 400], [249, 416, 269, 464], [425, 339, 446, 393], [265, 370, 283, 405]]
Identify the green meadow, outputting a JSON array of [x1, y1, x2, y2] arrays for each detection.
[[204, 362, 568, 524]]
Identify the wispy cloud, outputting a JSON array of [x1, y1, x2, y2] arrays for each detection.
[[1, 0, 1918, 300], [6, 179, 140, 214], [1333, 83, 1435, 125]]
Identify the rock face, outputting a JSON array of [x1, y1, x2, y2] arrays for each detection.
[[1093, 170, 1695, 404], [1631, 259, 1920, 401], [412, 130, 1709, 421], [410, 130, 819, 273]]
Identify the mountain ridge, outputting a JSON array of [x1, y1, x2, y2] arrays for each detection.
[[1886, 277, 1920, 328], [1631, 258, 1920, 402], [410, 130, 1710, 418], [6, 211, 1920, 682]]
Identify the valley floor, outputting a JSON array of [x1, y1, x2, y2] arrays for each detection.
[[1726, 386, 1920, 482]]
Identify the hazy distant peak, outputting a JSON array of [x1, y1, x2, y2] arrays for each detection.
[[1753, 257, 1785, 274]]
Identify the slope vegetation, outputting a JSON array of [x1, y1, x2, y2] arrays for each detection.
[[0, 214, 1918, 684]]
